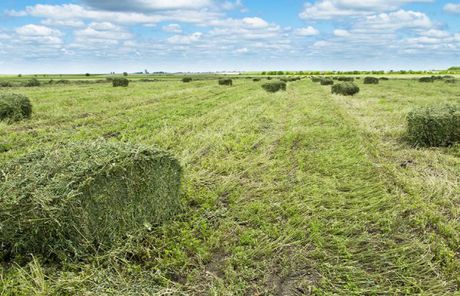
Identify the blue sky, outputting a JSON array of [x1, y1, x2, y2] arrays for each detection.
[[0, 0, 459, 73]]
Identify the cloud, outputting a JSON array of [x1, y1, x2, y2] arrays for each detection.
[[162, 24, 182, 33], [295, 26, 320, 36], [333, 29, 350, 37], [241, 17, 269, 28], [81, 0, 213, 11], [299, 0, 433, 20], [41, 19, 86, 28], [443, 3, 460, 13], [360, 10, 432, 30], [167, 32, 203, 44], [15, 24, 63, 45]]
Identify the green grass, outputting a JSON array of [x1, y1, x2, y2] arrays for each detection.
[[0, 77, 459, 295]]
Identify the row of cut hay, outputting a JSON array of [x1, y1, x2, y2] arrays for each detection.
[[0, 93, 32, 123], [0, 140, 182, 262]]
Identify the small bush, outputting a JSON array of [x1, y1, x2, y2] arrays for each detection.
[[331, 82, 360, 96], [24, 78, 41, 87], [261, 81, 286, 93], [407, 105, 459, 147], [337, 77, 354, 82], [85, 73, 90, 77], [364, 77, 379, 84], [218, 78, 233, 86], [182, 77, 193, 83], [0, 141, 182, 261], [123, 72, 128, 76], [419, 77, 434, 83], [113, 77, 129, 87], [320, 78, 334, 85], [0, 93, 32, 123]]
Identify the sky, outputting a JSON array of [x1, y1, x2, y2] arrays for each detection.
[[0, 0, 459, 73]]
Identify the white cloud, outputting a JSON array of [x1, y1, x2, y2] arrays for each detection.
[[361, 10, 432, 30], [300, 0, 433, 20], [81, 0, 213, 11], [295, 26, 320, 36], [420, 29, 450, 38], [41, 18, 86, 28], [162, 24, 182, 33], [167, 32, 203, 44], [334, 29, 351, 37], [242, 17, 269, 28], [444, 3, 460, 13], [16, 24, 62, 37], [74, 22, 132, 44]]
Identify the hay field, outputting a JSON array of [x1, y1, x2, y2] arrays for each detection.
[[1, 77, 459, 295]]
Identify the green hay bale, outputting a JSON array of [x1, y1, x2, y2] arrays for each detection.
[[331, 82, 360, 96], [0, 93, 32, 123], [261, 81, 287, 93], [379, 77, 389, 81], [364, 77, 379, 84], [320, 78, 334, 85], [337, 77, 354, 82], [218, 78, 233, 86], [311, 77, 322, 83], [182, 77, 193, 83], [445, 79, 456, 84], [24, 78, 41, 87], [0, 81, 13, 87], [113, 78, 129, 87], [253, 78, 261, 82], [419, 77, 434, 83], [407, 105, 459, 147], [0, 141, 182, 261]]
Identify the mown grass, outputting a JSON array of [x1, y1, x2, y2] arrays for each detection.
[[0, 78, 459, 295]]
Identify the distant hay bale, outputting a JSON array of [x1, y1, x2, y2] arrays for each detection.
[[364, 77, 379, 84], [419, 77, 434, 83], [113, 77, 129, 87], [0, 81, 13, 87], [24, 78, 41, 87], [337, 77, 354, 82], [311, 77, 322, 83], [407, 105, 459, 147], [261, 81, 287, 93], [0, 93, 32, 123], [379, 77, 389, 81], [253, 78, 261, 82], [0, 141, 182, 261], [320, 78, 334, 85], [218, 78, 233, 86], [331, 82, 360, 96], [182, 77, 193, 83], [445, 78, 456, 84]]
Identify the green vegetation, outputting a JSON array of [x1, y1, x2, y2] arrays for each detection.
[[261, 81, 286, 92], [320, 78, 334, 85], [182, 77, 193, 83], [113, 77, 129, 87], [419, 77, 434, 83], [337, 76, 354, 82], [0, 77, 459, 294], [0, 141, 182, 262], [218, 78, 233, 86], [407, 104, 459, 147], [364, 77, 379, 84], [0, 93, 32, 123], [24, 78, 41, 87], [331, 82, 360, 96]]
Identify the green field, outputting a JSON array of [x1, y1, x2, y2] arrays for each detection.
[[1, 77, 459, 295]]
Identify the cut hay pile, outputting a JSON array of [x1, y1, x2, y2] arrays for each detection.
[[261, 81, 287, 93], [0, 93, 32, 123], [331, 82, 360, 96], [407, 105, 459, 147], [0, 141, 182, 261], [364, 77, 379, 84], [113, 78, 129, 87], [320, 78, 334, 85], [218, 78, 233, 86], [182, 77, 193, 83], [419, 77, 434, 83], [337, 77, 354, 82]]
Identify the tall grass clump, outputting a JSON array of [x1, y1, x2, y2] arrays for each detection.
[[24, 78, 41, 87], [182, 77, 193, 83], [0, 93, 32, 123], [113, 77, 129, 87], [331, 82, 360, 96], [0, 141, 182, 261], [320, 78, 334, 85], [419, 77, 434, 83], [218, 78, 233, 86], [364, 77, 379, 84], [261, 81, 286, 93], [407, 104, 459, 147]]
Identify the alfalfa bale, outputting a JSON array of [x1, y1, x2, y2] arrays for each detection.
[[331, 82, 360, 96], [182, 77, 193, 83], [337, 77, 354, 82], [0, 93, 32, 123], [113, 77, 129, 87], [261, 81, 286, 93], [0, 141, 182, 261], [364, 77, 379, 84], [218, 78, 233, 86], [406, 104, 459, 147]]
